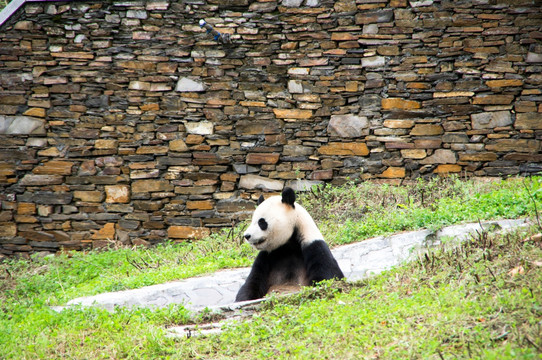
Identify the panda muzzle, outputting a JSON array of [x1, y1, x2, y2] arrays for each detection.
[[244, 234, 265, 246]]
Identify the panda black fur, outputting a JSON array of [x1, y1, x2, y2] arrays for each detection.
[[235, 187, 344, 302]]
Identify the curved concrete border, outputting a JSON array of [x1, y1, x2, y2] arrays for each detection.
[[53, 218, 529, 314]]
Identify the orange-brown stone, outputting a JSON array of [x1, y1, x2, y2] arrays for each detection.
[[434, 164, 462, 173], [132, 179, 173, 193], [473, 95, 514, 105], [318, 143, 370, 156], [273, 108, 313, 119], [74, 190, 104, 203], [168, 226, 211, 239], [410, 124, 444, 136], [401, 149, 426, 159], [486, 79, 523, 88], [186, 200, 214, 210], [105, 185, 130, 203], [383, 120, 415, 129], [515, 112, 542, 130], [32, 161, 74, 175], [17, 203, 36, 215], [458, 152, 498, 162], [380, 167, 406, 178], [382, 98, 421, 110], [91, 223, 116, 240], [246, 153, 280, 165]]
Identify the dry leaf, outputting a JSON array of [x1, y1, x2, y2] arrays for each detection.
[[523, 233, 542, 242], [508, 265, 525, 277], [531, 260, 542, 267]]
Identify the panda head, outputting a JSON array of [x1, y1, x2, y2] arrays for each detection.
[[243, 187, 297, 252]]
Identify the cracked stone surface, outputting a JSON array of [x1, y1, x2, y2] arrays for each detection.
[[56, 219, 528, 315]]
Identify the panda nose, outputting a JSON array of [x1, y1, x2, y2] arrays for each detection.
[[244, 234, 251, 241]]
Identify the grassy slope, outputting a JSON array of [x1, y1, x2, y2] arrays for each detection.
[[193, 227, 542, 359], [1, 176, 541, 358]]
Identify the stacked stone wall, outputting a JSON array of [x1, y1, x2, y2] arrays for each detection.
[[0, 0, 541, 256]]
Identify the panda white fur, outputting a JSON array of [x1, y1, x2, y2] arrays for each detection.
[[235, 187, 344, 302]]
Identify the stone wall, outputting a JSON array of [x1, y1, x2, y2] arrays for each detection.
[[0, 0, 541, 256]]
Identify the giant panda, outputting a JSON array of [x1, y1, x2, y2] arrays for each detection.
[[235, 187, 344, 302]]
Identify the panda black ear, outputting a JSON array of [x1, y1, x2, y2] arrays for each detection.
[[257, 194, 265, 205], [281, 187, 295, 207]]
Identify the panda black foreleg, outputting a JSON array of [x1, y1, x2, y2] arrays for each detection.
[[235, 251, 271, 302], [302, 240, 345, 284]]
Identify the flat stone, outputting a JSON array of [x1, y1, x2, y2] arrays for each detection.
[[246, 153, 280, 165], [0, 115, 45, 135], [380, 167, 405, 178], [168, 226, 211, 240], [74, 191, 104, 202], [471, 111, 512, 129], [459, 152, 498, 162], [91, 223, 116, 240], [19, 174, 63, 186], [410, 124, 443, 136], [175, 77, 206, 92], [472, 95, 514, 105], [185, 121, 214, 135], [328, 115, 369, 137], [420, 149, 456, 164], [105, 185, 130, 203], [239, 175, 284, 191], [273, 109, 313, 119], [361, 56, 386, 68], [0, 223, 17, 237], [169, 139, 189, 152], [515, 112, 542, 130], [32, 161, 73, 175], [485, 139, 540, 153], [132, 180, 173, 193], [286, 179, 324, 191], [382, 98, 421, 110], [526, 52, 542, 63], [355, 9, 394, 24], [318, 143, 370, 156], [401, 149, 426, 159], [434, 164, 462, 173], [383, 120, 415, 129]]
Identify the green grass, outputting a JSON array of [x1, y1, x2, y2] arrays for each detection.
[[1, 176, 542, 359], [185, 227, 542, 359]]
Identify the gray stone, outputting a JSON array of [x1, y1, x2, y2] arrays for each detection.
[[420, 149, 456, 164], [233, 164, 260, 174], [286, 179, 323, 191], [239, 174, 284, 191], [282, 0, 303, 7], [526, 52, 542, 63], [328, 114, 369, 138], [127, 10, 147, 19], [0, 115, 45, 135], [283, 145, 314, 157], [362, 56, 386, 68], [359, 94, 382, 111], [175, 77, 206, 92], [471, 111, 512, 130], [288, 80, 303, 94], [185, 121, 214, 135]]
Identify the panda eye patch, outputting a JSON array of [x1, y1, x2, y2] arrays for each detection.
[[258, 218, 268, 231]]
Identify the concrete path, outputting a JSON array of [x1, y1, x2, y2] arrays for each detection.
[[57, 218, 528, 314]]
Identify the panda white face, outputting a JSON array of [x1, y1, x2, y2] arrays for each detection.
[[243, 195, 296, 252]]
